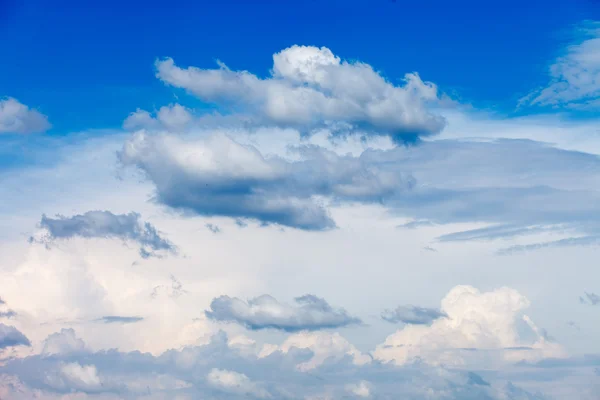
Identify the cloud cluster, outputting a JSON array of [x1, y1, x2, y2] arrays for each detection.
[[37, 210, 176, 258], [155, 45, 445, 142], [0, 97, 51, 134], [524, 21, 600, 109], [0, 328, 560, 400], [206, 294, 361, 332]]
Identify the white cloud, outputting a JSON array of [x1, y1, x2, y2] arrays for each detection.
[[259, 331, 371, 371], [123, 104, 193, 132], [373, 285, 566, 367], [345, 380, 371, 398], [206, 368, 271, 399], [523, 21, 600, 109], [155, 45, 445, 142], [0, 97, 51, 134]]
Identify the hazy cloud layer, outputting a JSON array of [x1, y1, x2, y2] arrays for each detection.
[[155, 45, 445, 142], [38, 210, 176, 258], [206, 294, 361, 332]]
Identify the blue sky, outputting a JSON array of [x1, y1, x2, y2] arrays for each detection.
[[2, 2, 600, 400], [2, 0, 599, 134]]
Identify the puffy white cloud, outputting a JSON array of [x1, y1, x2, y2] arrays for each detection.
[[0, 97, 51, 134], [123, 104, 193, 132], [523, 21, 600, 109], [345, 380, 371, 398], [46, 362, 103, 392], [206, 294, 361, 332], [155, 45, 445, 142], [259, 331, 371, 371], [373, 286, 566, 367], [206, 368, 271, 399], [42, 328, 87, 355]]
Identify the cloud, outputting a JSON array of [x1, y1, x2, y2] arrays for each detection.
[[37, 210, 176, 258], [381, 305, 447, 325], [579, 292, 600, 306], [123, 103, 193, 132], [119, 131, 412, 230], [97, 316, 144, 324], [206, 368, 271, 399], [0, 97, 51, 134], [205, 294, 361, 332], [155, 45, 445, 143], [0, 329, 558, 400], [0, 324, 30, 349], [345, 380, 371, 398], [523, 21, 600, 109], [373, 286, 566, 367], [46, 362, 103, 392], [259, 331, 371, 371], [42, 328, 87, 355]]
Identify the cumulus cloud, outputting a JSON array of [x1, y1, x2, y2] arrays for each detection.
[[37, 210, 176, 258], [207, 368, 271, 399], [42, 328, 86, 355], [0, 329, 565, 400], [155, 45, 445, 142], [374, 286, 566, 367], [523, 21, 600, 109], [259, 331, 371, 371], [0, 97, 51, 134], [0, 324, 30, 349], [123, 103, 193, 132], [119, 131, 412, 230], [206, 294, 361, 332], [381, 305, 447, 325]]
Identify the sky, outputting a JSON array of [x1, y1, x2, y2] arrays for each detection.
[[1, 1, 600, 399]]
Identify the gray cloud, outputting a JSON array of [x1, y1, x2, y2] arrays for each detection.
[[205, 294, 361, 332], [119, 132, 413, 230], [38, 210, 176, 258], [97, 316, 144, 324], [0, 97, 51, 134], [580, 292, 600, 306], [155, 45, 445, 143], [0, 323, 30, 349], [381, 305, 447, 325]]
